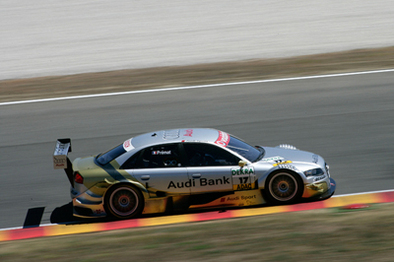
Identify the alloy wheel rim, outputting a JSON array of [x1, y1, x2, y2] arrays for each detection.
[[269, 173, 298, 201]]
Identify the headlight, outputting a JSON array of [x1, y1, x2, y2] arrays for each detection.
[[304, 168, 325, 177]]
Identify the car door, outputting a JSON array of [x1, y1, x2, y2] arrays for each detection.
[[183, 143, 247, 194], [122, 143, 190, 197]]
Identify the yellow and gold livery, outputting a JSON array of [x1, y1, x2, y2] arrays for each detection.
[[54, 128, 336, 219]]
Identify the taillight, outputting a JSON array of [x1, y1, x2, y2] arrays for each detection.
[[74, 172, 84, 184]]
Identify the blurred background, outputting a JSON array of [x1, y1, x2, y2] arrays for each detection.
[[1, 0, 394, 80]]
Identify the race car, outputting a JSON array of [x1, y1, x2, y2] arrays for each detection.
[[53, 128, 336, 219]]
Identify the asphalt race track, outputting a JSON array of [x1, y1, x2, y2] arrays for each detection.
[[1, 70, 393, 229]]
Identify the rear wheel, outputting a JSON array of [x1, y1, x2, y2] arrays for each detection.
[[105, 184, 144, 219], [265, 171, 303, 204]]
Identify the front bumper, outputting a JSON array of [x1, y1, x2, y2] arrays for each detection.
[[306, 178, 336, 201], [317, 178, 336, 200]]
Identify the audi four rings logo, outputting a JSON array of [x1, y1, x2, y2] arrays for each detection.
[[164, 159, 178, 166]]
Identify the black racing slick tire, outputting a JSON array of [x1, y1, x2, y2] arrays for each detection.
[[105, 184, 144, 219], [264, 171, 303, 205]]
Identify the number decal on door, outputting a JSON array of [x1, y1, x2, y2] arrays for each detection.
[[232, 167, 256, 191]]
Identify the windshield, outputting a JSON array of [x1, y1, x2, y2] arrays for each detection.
[[96, 144, 126, 165], [227, 136, 264, 162]]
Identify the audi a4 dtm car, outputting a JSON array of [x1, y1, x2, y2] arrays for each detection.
[[53, 128, 336, 219]]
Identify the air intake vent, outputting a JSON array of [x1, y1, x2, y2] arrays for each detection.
[[276, 144, 298, 150]]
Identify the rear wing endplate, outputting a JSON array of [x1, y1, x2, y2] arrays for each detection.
[[53, 138, 72, 169]]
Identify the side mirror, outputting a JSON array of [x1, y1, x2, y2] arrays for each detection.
[[238, 160, 247, 167]]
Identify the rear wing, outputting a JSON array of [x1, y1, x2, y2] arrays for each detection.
[[54, 138, 74, 185], [53, 138, 72, 169]]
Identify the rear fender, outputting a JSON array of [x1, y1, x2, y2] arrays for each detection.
[[103, 180, 149, 201]]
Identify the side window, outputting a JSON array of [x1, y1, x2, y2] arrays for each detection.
[[183, 143, 240, 166], [120, 150, 141, 169], [125, 144, 183, 169]]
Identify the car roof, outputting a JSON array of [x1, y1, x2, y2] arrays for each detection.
[[128, 128, 224, 150]]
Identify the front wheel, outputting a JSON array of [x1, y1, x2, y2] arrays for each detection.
[[105, 184, 144, 219], [264, 171, 303, 205]]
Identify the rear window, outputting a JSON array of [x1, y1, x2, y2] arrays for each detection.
[[96, 144, 126, 165]]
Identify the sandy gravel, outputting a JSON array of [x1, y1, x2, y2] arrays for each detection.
[[2, 1, 394, 80]]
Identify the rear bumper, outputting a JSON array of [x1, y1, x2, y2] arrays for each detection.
[[71, 186, 169, 218], [72, 198, 107, 218], [71, 186, 107, 218]]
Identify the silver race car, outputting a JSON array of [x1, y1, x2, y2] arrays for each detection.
[[53, 128, 336, 219]]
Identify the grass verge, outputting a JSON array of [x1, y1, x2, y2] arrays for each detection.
[[1, 203, 394, 261], [1, 46, 394, 102]]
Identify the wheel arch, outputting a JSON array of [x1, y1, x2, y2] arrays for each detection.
[[103, 179, 149, 201], [103, 180, 147, 219], [260, 168, 304, 189], [260, 168, 305, 204]]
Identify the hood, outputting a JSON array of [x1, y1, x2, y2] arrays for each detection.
[[260, 146, 324, 166]]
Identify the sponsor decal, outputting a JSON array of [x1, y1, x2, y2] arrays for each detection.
[[94, 209, 104, 215], [223, 195, 257, 201], [312, 154, 319, 163], [53, 157, 66, 166], [276, 164, 297, 171], [215, 131, 230, 147], [184, 129, 193, 137], [227, 196, 239, 201], [232, 167, 255, 175], [261, 156, 284, 162], [182, 139, 209, 143], [232, 168, 256, 191], [235, 183, 253, 190], [152, 150, 171, 155], [123, 139, 135, 151], [54, 140, 71, 155], [164, 159, 179, 167], [200, 177, 230, 186], [53, 155, 68, 169], [241, 195, 257, 200], [272, 160, 293, 167], [264, 159, 298, 170], [167, 176, 230, 189], [313, 175, 326, 181]]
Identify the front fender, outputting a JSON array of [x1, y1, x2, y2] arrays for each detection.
[[258, 166, 305, 190]]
